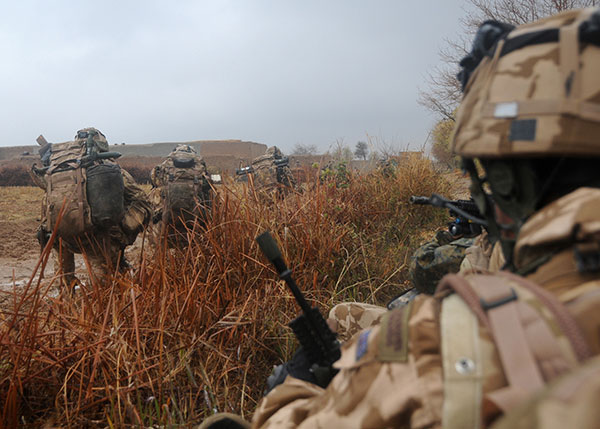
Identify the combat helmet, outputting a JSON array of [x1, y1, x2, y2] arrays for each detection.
[[172, 144, 197, 154], [452, 8, 600, 267], [75, 127, 109, 152], [265, 146, 283, 159]]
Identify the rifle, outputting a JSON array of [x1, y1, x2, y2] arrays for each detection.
[[32, 132, 122, 174], [236, 157, 289, 176], [410, 193, 489, 238], [256, 231, 340, 386], [235, 165, 254, 176], [273, 157, 289, 168], [79, 131, 121, 167]]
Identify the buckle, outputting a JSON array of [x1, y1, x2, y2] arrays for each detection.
[[480, 288, 517, 311], [574, 243, 600, 273]]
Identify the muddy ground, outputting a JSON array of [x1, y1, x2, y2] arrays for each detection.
[[0, 187, 44, 289], [0, 187, 144, 292]]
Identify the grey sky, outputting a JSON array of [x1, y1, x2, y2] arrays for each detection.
[[0, 1, 468, 153]]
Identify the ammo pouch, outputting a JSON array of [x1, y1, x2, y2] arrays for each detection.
[[86, 163, 125, 228], [46, 167, 93, 239]]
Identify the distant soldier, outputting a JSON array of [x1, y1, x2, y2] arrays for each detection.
[[376, 156, 398, 178], [329, 228, 504, 342], [31, 128, 152, 287], [150, 144, 213, 247], [237, 146, 296, 196]]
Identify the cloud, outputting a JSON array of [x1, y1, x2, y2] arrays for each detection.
[[0, 0, 466, 153]]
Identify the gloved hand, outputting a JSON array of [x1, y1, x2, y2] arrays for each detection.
[[265, 347, 338, 394]]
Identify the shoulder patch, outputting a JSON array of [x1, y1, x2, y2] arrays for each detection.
[[378, 300, 413, 362], [355, 330, 371, 361]]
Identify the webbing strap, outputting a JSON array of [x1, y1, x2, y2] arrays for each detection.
[[77, 167, 86, 234], [436, 275, 490, 330], [481, 100, 600, 122], [499, 271, 592, 362], [441, 294, 483, 429], [436, 273, 575, 413], [473, 276, 545, 392], [560, 19, 581, 109]]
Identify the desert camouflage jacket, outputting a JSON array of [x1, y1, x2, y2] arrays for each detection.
[[250, 155, 296, 191], [251, 188, 600, 428]]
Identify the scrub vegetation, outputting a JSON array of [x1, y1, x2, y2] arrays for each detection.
[[0, 154, 455, 427]]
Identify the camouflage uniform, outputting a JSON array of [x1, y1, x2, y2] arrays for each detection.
[[248, 146, 296, 195], [247, 10, 600, 429], [490, 355, 600, 429], [328, 230, 500, 342], [150, 144, 212, 247], [251, 185, 600, 429], [32, 128, 152, 286], [409, 230, 476, 295]]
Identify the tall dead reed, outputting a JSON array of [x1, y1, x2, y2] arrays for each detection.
[[0, 155, 453, 427]]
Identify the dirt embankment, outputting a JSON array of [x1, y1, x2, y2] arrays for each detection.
[[0, 187, 44, 288]]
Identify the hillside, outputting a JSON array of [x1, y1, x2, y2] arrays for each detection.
[[0, 139, 267, 162]]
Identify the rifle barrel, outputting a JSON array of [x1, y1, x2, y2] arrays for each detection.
[[409, 196, 430, 205]]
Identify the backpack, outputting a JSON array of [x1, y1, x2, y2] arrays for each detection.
[[436, 272, 599, 428], [158, 152, 212, 230], [45, 134, 124, 240]]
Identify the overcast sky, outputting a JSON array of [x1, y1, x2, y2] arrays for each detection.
[[0, 1, 468, 153]]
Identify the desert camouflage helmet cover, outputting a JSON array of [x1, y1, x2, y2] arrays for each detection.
[[171, 144, 197, 154], [452, 8, 600, 158], [75, 127, 109, 152], [265, 146, 283, 158]]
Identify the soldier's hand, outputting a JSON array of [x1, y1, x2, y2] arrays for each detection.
[[265, 347, 338, 394]]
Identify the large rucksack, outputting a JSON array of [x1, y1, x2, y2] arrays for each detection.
[[45, 131, 124, 240], [158, 151, 212, 230]]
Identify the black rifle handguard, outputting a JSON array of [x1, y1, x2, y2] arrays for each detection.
[[256, 231, 341, 379]]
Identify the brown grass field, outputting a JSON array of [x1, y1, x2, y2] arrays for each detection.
[[0, 156, 463, 427]]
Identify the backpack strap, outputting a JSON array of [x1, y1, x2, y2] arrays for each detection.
[[498, 271, 592, 362], [76, 166, 87, 234], [436, 272, 591, 414], [440, 294, 484, 429]]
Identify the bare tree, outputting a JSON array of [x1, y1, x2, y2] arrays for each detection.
[[419, 0, 598, 120], [292, 143, 318, 156], [328, 138, 354, 162]]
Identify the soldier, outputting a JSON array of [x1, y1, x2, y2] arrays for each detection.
[[329, 228, 503, 342], [150, 144, 213, 247], [31, 128, 152, 287], [244, 146, 296, 196], [201, 8, 600, 428]]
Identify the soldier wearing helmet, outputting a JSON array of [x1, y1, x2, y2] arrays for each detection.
[[31, 127, 152, 287], [150, 143, 213, 247], [199, 8, 600, 429], [244, 146, 296, 196]]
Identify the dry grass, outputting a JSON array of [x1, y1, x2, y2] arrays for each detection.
[[0, 187, 43, 222], [0, 155, 454, 427]]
